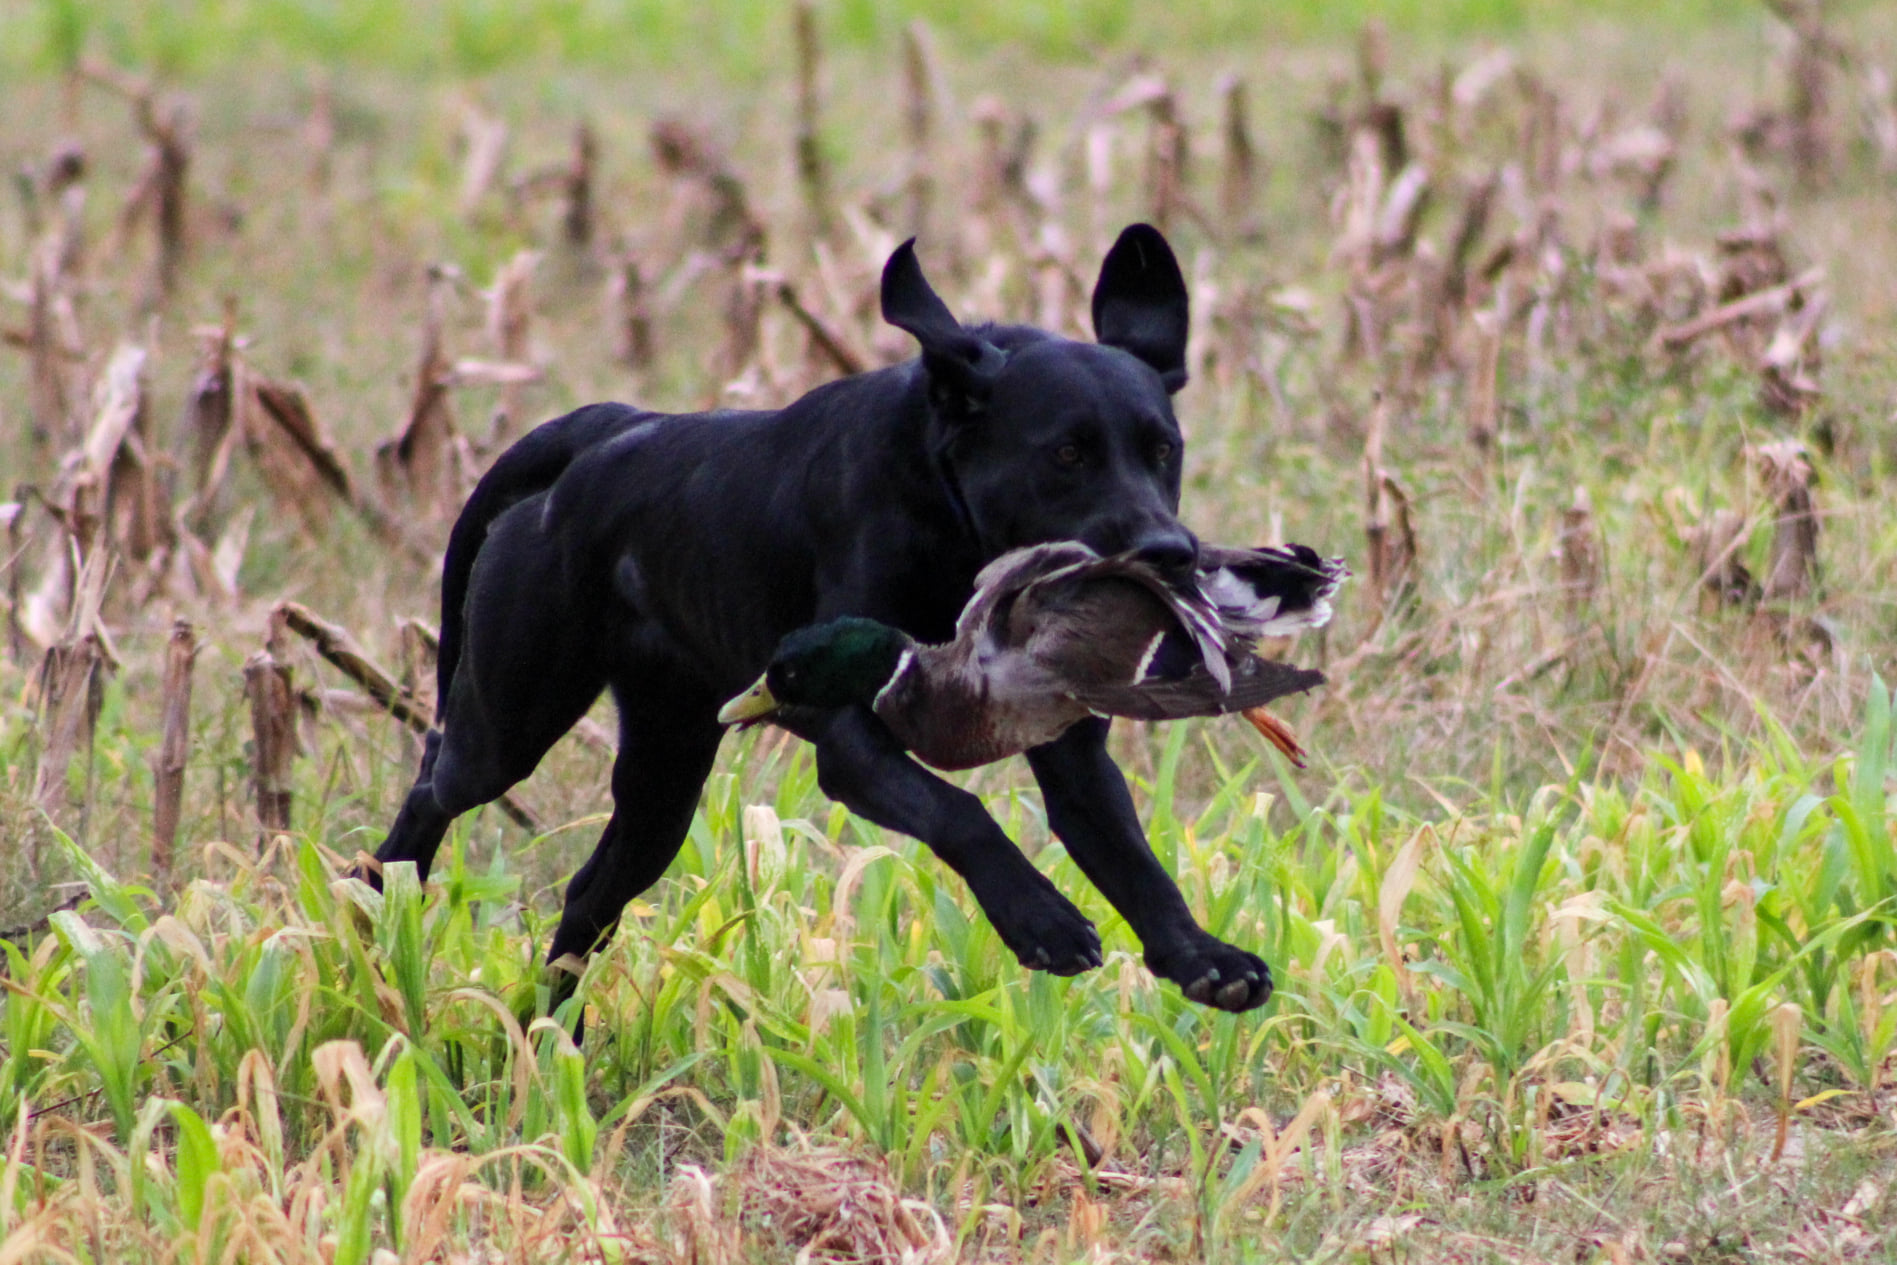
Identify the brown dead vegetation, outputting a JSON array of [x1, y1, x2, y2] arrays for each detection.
[[0, 3, 1887, 889]]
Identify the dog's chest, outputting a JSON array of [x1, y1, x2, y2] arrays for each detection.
[[877, 567, 975, 644]]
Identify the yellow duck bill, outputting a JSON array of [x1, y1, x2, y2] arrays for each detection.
[[717, 674, 779, 724]]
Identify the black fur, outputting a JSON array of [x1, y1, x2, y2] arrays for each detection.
[[371, 224, 1274, 1015]]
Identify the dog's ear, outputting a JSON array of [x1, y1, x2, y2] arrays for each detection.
[[1092, 223, 1190, 393], [882, 238, 1000, 409]]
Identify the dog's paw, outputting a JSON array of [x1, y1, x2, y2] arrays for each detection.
[[987, 885, 1103, 977], [1150, 938, 1273, 1012], [344, 854, 384, 893]]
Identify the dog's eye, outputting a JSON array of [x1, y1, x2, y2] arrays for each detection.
[[1151, 441, 1173, 464], [1055, 443, 1082, 467]]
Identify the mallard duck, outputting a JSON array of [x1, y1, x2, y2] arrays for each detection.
[[718, 540, 1346, 771]]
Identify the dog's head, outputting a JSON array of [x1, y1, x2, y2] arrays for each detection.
[[883, 225, 1198, 573]]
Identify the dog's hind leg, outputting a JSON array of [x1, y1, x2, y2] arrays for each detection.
[[1026, 717, 1272, 1012], [371, 727, 456, 882], [369, 648, 599, 887], [371, 676, 602, 885], [544, 690, 726, 988], [371, 504, 609, 884], [807, 706, 1104, 976], [370, 646, 604, 884]]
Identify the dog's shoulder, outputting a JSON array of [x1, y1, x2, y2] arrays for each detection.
[[774, 359, 925, 425]]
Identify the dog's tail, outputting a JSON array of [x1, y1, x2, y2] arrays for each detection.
[[435, 403, 652, 719]]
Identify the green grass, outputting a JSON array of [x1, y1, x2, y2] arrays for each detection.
[[2, 0, 1830, 79], [3, 699, 1896, 1258]]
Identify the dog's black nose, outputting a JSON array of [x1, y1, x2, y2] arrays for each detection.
[[1130, 526, 1199, 573]]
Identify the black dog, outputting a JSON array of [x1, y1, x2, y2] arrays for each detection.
[[372, 225, 1272, 1013]]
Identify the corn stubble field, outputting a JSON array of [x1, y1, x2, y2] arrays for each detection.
[[3, 2, 1897, 1260]]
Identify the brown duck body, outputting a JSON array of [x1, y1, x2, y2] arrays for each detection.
[[871, 542, 1336, 770]]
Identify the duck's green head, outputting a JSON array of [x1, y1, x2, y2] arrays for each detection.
[[718, 617, 913, 723]]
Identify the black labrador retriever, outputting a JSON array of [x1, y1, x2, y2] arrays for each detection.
[[371, 224, 1272, 1013]]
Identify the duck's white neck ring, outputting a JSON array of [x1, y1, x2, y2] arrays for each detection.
[[872, 647, 916, 709]]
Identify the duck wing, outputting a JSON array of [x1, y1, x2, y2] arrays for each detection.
[[866, 542, 1104, 770], [1005, 551, 1234, 691], [1197, 544, 1349, 642], [1067, 655, 1325, 722], [956, 541, 1104, 642]]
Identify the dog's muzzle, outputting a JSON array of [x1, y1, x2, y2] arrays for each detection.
[[1127, 524, 1199, 575]]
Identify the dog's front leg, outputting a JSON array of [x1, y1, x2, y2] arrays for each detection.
[[808, 706, 1103, 976], [1027, 718, 1272, 1012]]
